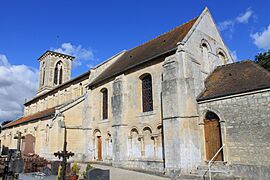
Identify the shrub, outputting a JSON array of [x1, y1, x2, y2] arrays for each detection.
[[85, 163, 93, 172], [71, 162, 80, 175]]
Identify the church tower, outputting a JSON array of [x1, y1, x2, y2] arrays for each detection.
[[37, 50, 75, 96]]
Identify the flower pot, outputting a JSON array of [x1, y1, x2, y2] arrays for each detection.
[[69, 175, 78, 180]]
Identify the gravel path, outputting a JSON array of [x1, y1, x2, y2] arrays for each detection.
[[92, 164, 169, 180]]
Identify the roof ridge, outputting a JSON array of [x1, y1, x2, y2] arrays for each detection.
[[216, 60, 253, 68], [251, 60, 270, 76], [89, 15, 198, 87], [125, 16, 199, 54], [3, 107, 56, 129], [198, 60, 270, 101]]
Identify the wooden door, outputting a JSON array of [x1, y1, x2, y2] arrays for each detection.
[[97, 136, 102, 160], [204, 119, 223, 161], [22, 134, 36, 155]]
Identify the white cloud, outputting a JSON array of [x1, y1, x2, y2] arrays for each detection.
[[236, 8, 253, 24], [218, 8, 255, 32], [0, 54, 39, 122], [218, 20, 234, 32], [251, 25, 270, 50], [0, 54, 10, 66], [53, 42, 95, 67]]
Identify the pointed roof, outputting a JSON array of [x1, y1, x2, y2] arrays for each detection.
[[38, 50, 75, 61], [197, 61, 270, 101], [89, 16, 198, 87]]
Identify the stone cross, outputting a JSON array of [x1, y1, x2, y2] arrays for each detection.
[[14, 132, 25, 151], [54, 127, 74, 180]]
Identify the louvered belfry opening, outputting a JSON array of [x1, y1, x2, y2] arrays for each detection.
[[54, 61, 63, 85], [54, 65, 58, 84], [141, 74, 153, 112], [59, 66, 63, 85]]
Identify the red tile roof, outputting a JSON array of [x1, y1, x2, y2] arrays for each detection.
[[2, 107, 56, 129]]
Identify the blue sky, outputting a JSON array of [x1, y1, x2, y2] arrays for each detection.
[[0, 0, 270, 121]]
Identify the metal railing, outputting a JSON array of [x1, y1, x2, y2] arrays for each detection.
[[208, 144, 225, 180]]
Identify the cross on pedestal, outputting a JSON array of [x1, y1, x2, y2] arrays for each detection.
[[14, 132, 25, 151], [54, 128, 74, 180]]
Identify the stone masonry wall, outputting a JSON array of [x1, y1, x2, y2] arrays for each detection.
[[198, 89, 270, 167]]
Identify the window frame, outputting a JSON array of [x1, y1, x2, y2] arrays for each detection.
[[140, 73, 153, 112], [101, 88, 108, 120]]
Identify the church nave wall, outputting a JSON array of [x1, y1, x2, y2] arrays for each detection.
[[24, 77, 88, 116]]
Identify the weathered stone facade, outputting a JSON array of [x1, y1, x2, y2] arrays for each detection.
[[1, 7, 269, 179]]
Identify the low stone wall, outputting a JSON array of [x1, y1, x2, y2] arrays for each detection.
[[113, 159, 164, 174], [230, 164, 270, 180]]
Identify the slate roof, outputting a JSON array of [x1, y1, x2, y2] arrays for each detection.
[[2, 107, 56, 129], [197, 61, 270, 101], [89, 17, 198, 87]]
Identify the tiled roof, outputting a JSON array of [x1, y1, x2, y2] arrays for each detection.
[[197, 61, 270, 101], [89, 17, 198, 87], [2, 107, 56, 129]]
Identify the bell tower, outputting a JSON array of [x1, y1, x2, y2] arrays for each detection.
[[37, 50, 75, 96]]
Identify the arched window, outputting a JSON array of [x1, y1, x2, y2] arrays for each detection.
[[54, 65, 58, 85], [202, 43, 209, 67], [201, 40, 211, 73], [141, 74, 153, 112], [218, 51, 227, 65], [54, 61, 63, 85], [79, 83, 83, 95], [42, 62, 46, 86], [101, 88, 108, 119], [59, 66, 63, 84]]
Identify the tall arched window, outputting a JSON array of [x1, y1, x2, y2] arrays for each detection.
[[202, 43, 209, 70], [79, 83, 83, 95], [59, 66, 63, 84], [201, 40, 211, 73], [218, 51, 227, 65], [42, 62, 46, 86], [54, 61, 63, 85], [141, 74, 153, 112], [101, 88, 108, 119], [54, 65, 58, 85]]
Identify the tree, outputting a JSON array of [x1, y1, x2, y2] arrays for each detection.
[[255, 49, 270, 71], [1, 120, 12, 126], [0, 120, 12, 133]]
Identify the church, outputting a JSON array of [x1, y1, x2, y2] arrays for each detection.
[[1, 8, 269, 179]]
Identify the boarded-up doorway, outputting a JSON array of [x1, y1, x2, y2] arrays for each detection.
[[204, 111, 223, 161], [22, 134, 36, 155], [97, 136, 102, 160]]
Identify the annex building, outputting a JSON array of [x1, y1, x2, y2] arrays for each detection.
[[1, 8, 269, 179]]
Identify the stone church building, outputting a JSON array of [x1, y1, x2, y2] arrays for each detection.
[[1, 8, 269, 179]]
